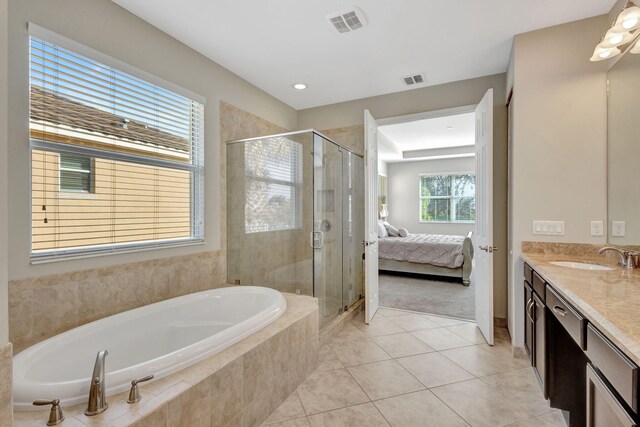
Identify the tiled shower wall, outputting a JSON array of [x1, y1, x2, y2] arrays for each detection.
[[9, 102, 289, 352]]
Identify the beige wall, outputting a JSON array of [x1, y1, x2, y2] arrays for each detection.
[[509, 15, 609, 346], [0, 0, 8, 347], [0, 2, 12, 425], [387, 157, 476, 237], [299, 74, 509, 320], [7, 0, 298, 280]]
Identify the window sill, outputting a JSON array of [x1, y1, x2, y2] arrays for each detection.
[[30, 239, 205, 265]]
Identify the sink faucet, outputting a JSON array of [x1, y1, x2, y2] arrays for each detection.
[[85, 350, 108, 416], [598, 247, 639, 269]]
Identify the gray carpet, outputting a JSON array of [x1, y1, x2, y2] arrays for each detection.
[[379, 272, 475, 320]]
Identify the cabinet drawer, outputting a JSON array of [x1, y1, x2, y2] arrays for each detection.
[[532, 271, 546, 300], [586, 324, 639, 413], [546, 285, 586, 349], [524, 262, 533, 284]]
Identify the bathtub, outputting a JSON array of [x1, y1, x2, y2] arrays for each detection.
[[13, 286, 287, 411]]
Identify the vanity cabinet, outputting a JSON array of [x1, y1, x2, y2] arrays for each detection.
[[524, 262, 640, 427]]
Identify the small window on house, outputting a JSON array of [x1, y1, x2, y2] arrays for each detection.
[[419, 173, 476, 222], [29, 33, 205, 261], [59, 154, 94, 193]]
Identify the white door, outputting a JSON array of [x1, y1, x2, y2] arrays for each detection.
[[364, 110, 379, 324], [474, 89, 495, 345]]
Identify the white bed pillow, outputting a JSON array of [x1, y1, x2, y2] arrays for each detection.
[[377, 220, 388, 238], [384, 222, 401, 237], [398, 227, 410, 237]]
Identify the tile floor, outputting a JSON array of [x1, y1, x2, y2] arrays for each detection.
[[262, 307, 567, 427]]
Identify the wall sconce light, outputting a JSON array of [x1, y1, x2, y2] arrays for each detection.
[[591, 1, 640, 62], [380, 204, 389, 221]]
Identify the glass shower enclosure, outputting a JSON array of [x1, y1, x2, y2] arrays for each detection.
[[227, 130, 364, 328]]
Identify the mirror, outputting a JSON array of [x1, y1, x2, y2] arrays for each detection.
[[608, 45, 640, 247]]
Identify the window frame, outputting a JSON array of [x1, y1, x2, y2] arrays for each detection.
[[58, 153, 95, 194], [418, 171, 476, 224], [28, 25, 206, 263]]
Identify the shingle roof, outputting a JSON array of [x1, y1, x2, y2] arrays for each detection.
[[30, 87, 191, 153]]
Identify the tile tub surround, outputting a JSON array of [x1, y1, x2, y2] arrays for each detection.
[[522, 251, 640, 365], [9, 251, 227, 352], [265, 308, 564, 427], [0, 343, 12, 427], [13, 293, 319, 427]]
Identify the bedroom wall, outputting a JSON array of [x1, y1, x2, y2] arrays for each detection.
[[298, 73, 508, 321], [387, 157, 476, 236]]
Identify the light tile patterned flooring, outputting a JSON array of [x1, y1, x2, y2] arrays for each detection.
[[262, 307, 567, 427]]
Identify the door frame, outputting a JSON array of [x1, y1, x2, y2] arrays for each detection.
[[366, 103, 494, 326]]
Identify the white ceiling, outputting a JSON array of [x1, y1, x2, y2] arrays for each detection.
[[380, 113, 476, 153], [112, 0, 613, 110]]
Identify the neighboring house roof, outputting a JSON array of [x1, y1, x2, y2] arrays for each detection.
[[30, 87, 191, 154]]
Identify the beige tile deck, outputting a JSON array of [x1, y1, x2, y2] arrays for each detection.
[[263, 307, 565, 427]]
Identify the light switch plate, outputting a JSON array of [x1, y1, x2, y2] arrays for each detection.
[[590, 221, 604, 236], [533, 221, 565, 236], [612, 221, 626, 237]]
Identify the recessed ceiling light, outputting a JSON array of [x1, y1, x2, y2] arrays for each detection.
[[446, 126, 454, 130], [293, 83, 307, 90]]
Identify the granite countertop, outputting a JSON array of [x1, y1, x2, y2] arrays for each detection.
[[521, 252, 640, 365]]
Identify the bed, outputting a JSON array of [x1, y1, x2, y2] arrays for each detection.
[[378, 231, 474, 286]]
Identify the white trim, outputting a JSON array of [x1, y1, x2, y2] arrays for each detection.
[[27, 23, 207, 105], [31, 240, 205, 264]]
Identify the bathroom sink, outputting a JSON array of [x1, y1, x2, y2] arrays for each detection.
[[549, 261, 614, 271]]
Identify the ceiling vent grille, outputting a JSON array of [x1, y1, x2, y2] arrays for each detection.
[[326, 8, 367, 34], [402, 74, 425, 86]]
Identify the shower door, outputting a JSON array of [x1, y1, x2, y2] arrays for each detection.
[[343, 152, 364, 309], [313, 134, 343, 328]]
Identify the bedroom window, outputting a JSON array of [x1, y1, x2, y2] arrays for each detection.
[[419, 173, 475, 223], [244, 136, 303, 233], [29, 32, 205, 261]]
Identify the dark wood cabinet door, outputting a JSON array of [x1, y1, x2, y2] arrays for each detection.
[[587, 364, 637, 427], [524, 281, 534, 361], [533, 291, 548, 398]]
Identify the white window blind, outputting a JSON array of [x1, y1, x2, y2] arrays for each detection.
[[244, 137, 302, 233], [29, 36, 205, 261]]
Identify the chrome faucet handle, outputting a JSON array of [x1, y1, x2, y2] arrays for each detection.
[[127, 375, 154, 404], [33, 399, 65, 426], [85, 350, 109, 416]]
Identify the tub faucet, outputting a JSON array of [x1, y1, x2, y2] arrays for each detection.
[[85, 350, 109, 416], [598, 247, 639, 269]]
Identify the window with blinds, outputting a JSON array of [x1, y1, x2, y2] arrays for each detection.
[[244, 137, 302, 233], [29, 35, 205, 260]]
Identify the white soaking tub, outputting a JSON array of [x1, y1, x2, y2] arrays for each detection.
[[13, 286, 287, 410]]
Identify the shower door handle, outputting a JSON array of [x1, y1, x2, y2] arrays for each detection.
[[311, 231, 324, 249]]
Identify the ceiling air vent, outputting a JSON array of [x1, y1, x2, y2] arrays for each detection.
[[326, 8, 367, 34], [402, 74, 426, 86]]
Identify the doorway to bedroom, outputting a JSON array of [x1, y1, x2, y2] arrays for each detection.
[[375, 107, 478, 321]]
